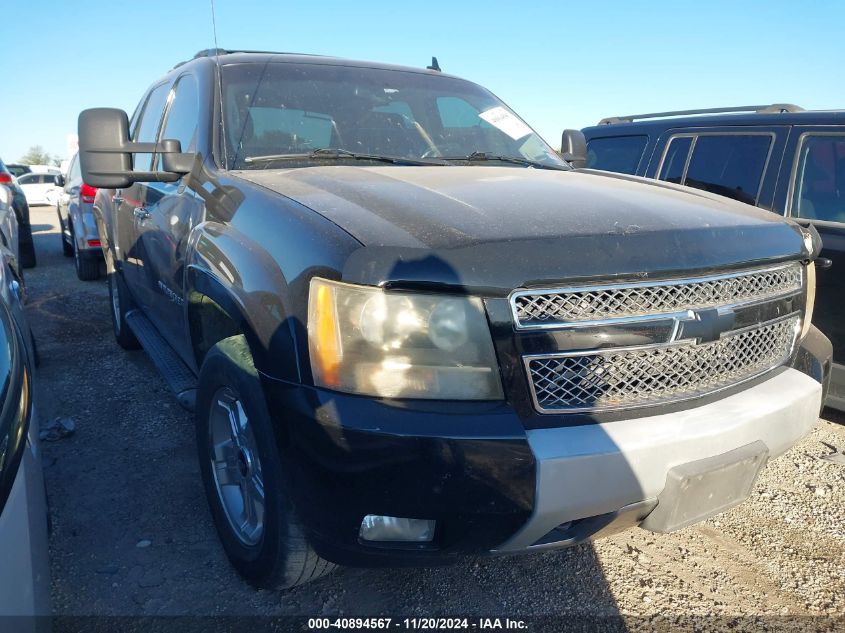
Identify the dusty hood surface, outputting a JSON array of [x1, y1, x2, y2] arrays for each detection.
[[235, 165, 807, 292]]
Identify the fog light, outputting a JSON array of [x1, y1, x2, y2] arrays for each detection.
[[359, 515, 436, 542]]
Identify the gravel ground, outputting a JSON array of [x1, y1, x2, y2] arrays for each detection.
[[23, 204, 845, 629]]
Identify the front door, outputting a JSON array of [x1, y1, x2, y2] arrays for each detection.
[[117, 80, 172, 311], [778, 128, 845, 407], [133, 72, 203, 365]]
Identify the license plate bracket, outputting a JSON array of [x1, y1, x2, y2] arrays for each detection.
[[641, 440, 769, 533]]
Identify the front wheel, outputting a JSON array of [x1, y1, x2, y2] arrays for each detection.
[[107, 267, 140, 349], [196, 335, 336, 589]]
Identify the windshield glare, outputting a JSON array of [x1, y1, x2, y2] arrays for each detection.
[[221, 62, 567, 170]]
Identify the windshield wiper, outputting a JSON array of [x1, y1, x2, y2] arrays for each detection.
[[440, 151, 569, 171], [243, 148, 449, 167]]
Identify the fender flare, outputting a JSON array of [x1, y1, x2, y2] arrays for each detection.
[[185, 266, 301, 382]]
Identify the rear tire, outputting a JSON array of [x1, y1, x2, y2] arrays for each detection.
[[107, 268, 140, 350], [196, 335, 336, 589], [74, 238, 100, 281], [58, 209, 73, 257]]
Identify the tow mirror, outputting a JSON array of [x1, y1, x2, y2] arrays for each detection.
[[561, 129, 588, 169], [77, 108, 194, 188]]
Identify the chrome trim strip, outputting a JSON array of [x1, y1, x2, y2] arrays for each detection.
[[510, 262, 803, 331], [523, 313, 801, 414]]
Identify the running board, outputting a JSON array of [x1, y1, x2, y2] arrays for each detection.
[[125, 310, 197, 411]]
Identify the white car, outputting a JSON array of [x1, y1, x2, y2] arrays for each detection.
[[16, 172, 63, 206]]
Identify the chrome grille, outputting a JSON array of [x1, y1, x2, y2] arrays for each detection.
[[512, 263, 803, 329], [526, 315, 800, 413]]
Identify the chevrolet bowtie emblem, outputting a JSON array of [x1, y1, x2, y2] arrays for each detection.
[[677, 308, 736, 344]]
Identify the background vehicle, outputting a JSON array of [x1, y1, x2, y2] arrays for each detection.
[[5, 164, 31, 178], [57, 153, 102, 280], [581, 105, 845, 410], [0, 249, 50, 619], [79, 52, 829, 591], [0, 159, 37, 268], [26, 165, 62, 176], [16, 172, 63, 207]]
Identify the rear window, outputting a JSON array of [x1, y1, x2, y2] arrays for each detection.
[[658, 134, 771, 205], [585, 135, 648, 174]]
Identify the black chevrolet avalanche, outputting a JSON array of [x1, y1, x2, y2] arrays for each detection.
[[79, 52, 830, 589]]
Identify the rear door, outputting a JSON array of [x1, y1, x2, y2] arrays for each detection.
[[777, 129, 845, 402], [647, 127, 790, 210], [134, 73, 204, 362]]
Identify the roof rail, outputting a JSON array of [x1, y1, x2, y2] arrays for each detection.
[[172, 48, 326, 69], [597, 104, 805, 125]]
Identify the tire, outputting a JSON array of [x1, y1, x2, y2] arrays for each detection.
[[196, 335, 336, 589], [74, 238, 100, 281], [58, 209, 73, 257], [107, 268, 140, 349], [18, 224, 36, 269]]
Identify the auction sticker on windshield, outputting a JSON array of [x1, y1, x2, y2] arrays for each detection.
[[479, 106, 532, 140]]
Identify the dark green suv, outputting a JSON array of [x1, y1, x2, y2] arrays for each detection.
[[582, 104, 845, 410]]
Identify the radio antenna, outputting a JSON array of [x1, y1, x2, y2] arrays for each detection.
[[210, 0, 228, 168]]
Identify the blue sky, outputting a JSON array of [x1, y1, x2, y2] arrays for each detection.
[[2, 0, 844, 162]]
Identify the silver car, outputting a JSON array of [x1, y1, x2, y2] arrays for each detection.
[[0, 185, 19, 269], [57, 152, 102, 280], [0, 250, 50, 623]]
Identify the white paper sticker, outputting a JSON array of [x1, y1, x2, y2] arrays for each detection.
[[479, 106, 533, 140]]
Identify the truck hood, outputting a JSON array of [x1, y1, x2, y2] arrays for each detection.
[[235, 166, 808, 293]]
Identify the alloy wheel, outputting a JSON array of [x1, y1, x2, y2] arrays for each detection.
[[208, 387, 266, 546]]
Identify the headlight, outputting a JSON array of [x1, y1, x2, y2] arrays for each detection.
[[308, 277, 503, 400], [801, 261, 816, 339]]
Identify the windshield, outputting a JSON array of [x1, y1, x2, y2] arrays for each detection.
[[220, 62, 567, 171]]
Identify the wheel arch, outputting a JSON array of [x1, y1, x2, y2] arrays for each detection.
[[185, 266, 302, 383]]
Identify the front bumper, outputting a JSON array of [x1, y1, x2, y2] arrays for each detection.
[[496, 366, 821, 551], [268, 328, 828, 566]]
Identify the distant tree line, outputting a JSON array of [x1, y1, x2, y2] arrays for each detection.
[[18, 145, 62, 167]]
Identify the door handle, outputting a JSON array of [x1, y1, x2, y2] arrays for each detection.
[[133, 207, 151, 220]]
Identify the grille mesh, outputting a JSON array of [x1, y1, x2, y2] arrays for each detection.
[[513, 264, 802, 328], [526, 316, 799, 412]]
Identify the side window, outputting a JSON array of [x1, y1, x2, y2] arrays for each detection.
[[585, 135, 648, 174], [133, 83, 171, 171], [17, 174, 35, 185], [791, 134, 845, 223], [69, 154, 81, 182], [683, 135, 771, 205], [658, 136, 693, 183], [160, 74, 200, 154]]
